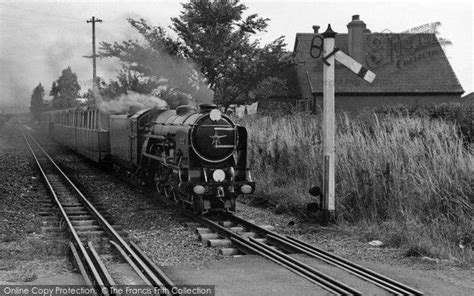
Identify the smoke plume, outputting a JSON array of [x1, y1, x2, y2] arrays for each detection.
[[97, 91, 167, 114]]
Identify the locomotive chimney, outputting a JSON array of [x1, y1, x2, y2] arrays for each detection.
[[199, 103, 218, 113], [312, 25, 320, 34], [347, 15, 367, 64]]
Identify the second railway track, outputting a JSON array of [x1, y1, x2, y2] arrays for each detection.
[[185, 211, 424, 296], [22, 127, 178, 295]]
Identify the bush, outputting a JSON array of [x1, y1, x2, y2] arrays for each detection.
[[240, 112, 473, 262]]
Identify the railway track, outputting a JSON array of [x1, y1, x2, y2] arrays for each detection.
[[185, 211, 424, 296], [22, 124, 423, 295], [22, 127, 177, 295]]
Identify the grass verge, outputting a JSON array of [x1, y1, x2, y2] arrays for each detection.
[[240, 108, 473, 264]]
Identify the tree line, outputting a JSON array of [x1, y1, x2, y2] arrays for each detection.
[[30, 0, 293, 121]]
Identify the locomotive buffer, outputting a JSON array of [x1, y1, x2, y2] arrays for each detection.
[[316, 25, 376, 224]]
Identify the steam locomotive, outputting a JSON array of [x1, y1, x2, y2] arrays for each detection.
[[41, 103, 255, 214]]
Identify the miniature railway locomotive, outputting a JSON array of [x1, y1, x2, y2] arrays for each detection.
[[41, 104, 255, 214]]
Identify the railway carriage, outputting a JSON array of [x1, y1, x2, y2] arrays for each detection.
[[75, 106, 110, 162], [44, 107, 109, 162]]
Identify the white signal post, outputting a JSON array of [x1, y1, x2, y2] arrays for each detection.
[[319, 25, 376, 224], [321, 25, 337, 224]]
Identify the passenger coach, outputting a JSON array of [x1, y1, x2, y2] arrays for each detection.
[[42, 106, 109, 162]]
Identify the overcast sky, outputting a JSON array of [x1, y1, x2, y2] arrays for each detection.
[[0, 0, 472, 109]]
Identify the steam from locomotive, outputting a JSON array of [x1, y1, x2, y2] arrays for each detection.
[[97, 91, 168, 114]]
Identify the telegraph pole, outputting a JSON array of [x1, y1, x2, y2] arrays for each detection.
[[86, 16, 102, 93]]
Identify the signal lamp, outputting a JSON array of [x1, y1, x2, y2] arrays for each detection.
[[193, 185, 206, 195], [241, 184, 252, 194], [212, 169, 225, 182], [209, 109, 222, 121]]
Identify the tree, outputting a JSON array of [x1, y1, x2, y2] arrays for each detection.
[[101, 0, 293, 107], [50, 67, 81, 109], [170, 0, 293, 106], [30, 83, 45, 122], [100, 19, 207, 105]]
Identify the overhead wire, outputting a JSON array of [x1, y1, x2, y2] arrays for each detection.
[[0, 2, 83, 21], [0, 16, 82, 26]]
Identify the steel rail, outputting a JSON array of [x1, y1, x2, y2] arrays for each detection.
[[129, 241, 178, 287], [23, 128, 178, 295], [69, 243, 93, 286], [184, 210, 361, 295], [87, 241, 117, 288], [227, 213, 423, 296], [21, 129, 108, 294], [110, 240, 153, 286]]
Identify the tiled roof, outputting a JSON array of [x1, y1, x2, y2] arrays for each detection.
[[294, 33, 464, 94]]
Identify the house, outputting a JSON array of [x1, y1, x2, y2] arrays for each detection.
[[267, 15, 464, 113], [461, 92, 474, 104]]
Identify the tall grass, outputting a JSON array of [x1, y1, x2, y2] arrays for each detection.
[[240, 112, 473, 262]]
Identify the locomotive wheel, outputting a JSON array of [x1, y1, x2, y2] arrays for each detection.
[[154, 172, 177, 202], [227, 198, 236, 212], [193, 195, 204, 215], [153, 172, 162, 193], [163, 186, 178, 203]]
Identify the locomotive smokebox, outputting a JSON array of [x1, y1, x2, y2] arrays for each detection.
[[199, 103, 218, 113]]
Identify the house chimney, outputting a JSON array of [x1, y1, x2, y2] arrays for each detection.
[[347, 15, 367, 64], [312, 25, 320, 34]]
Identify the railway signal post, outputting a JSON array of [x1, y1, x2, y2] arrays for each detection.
[[318, 25, 376, 225], [321, 25, 337, 225]]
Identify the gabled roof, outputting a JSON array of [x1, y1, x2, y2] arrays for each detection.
[[294, 33, 464, 94]]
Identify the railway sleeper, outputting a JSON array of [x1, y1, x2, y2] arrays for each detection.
[[41, 226, 62, 234], [199, 233, 220, 243], [41, 218, 60, 227], [239, 231, 258, 238], [71, 220, 97, 226], [68, 215, 94, 220], [74, 225, 102, 232], [65, 210, 91, 216], [207, 238, 233, 248], [63, 206, 87, 212], [195, 227, 213, 235], [183, 222, 200, 228], [77, 230, 105, 238], [62, 204, 85, 209], [219, 248, 241, 256], [41, 215, 59, 222], [38, 199, 53, 204]]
